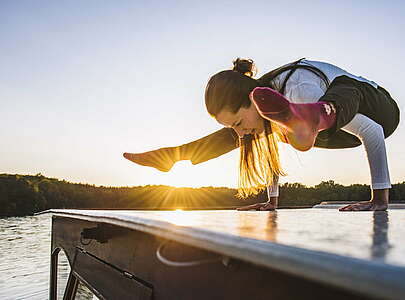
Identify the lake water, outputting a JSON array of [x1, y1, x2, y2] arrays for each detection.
[[0, 215, 97, 300]]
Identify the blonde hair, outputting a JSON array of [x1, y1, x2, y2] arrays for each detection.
[[237, 121, 285, 198]]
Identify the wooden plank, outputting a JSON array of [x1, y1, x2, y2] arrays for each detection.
[[46, 209, 405, 299], [51, 216, 371, 300]]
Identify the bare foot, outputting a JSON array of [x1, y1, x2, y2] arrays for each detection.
[[123, 147, 179, 172], [339, 201, 388, 211], [236, 202, 277, 211]]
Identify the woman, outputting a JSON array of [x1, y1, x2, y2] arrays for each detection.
[[124, 58, 400, 211]]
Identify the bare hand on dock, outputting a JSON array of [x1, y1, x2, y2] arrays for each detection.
[[339, 201, 388, 211], [340, 189, 388, 211], [236, 202, 277, 211], [123, 147, 179, 172]]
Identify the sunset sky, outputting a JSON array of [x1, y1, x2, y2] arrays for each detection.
[[1, 1, 404, 189]]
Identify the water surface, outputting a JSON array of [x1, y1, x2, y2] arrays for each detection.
[[0, 215, 96, 299]]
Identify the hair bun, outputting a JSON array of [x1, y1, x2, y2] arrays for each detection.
[[232, 58, 257, 77]]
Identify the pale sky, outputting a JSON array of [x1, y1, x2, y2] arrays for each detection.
[[1, 0, 404, 188]]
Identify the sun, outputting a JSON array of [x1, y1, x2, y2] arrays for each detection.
[[162, 161, 205, 188]]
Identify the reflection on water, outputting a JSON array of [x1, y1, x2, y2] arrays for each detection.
[[371, 211, 391, 262], [265, 212, 278, 242], [235, 211, 278, 242], [134, 209, 404, 266], [75, 281, 98, 299], [0, 215, 97, 300]]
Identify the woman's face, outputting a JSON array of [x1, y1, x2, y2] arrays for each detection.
[[215, 103, 265, 137]]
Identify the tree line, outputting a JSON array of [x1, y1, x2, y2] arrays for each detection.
[[1, 173, 404, 217]]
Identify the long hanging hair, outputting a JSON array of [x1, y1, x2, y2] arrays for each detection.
[[205, 58, 329, 198]]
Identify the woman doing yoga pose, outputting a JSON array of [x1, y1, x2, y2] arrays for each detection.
[[124, 58, 400, 212]]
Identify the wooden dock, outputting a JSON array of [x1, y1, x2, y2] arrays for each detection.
[[45, 209, 405, 300]]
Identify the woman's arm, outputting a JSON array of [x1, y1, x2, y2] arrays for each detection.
[[236, 176, 279, 211], [236, 196, 278, 211], [339, 114, 390, 211]]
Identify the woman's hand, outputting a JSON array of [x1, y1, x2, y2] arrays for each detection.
[[339, 201, 388, 211], [237, 197, 278, 211], [339, 189, 389, 211], [123, 147, 180, 172], [236, 202, 277, 211]]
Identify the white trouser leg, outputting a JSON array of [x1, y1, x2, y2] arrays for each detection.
[[341, 113, 391, 189], [267, 175, 279, 198]]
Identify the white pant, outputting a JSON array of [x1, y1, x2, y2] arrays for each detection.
[[341, 113, 391, 190]]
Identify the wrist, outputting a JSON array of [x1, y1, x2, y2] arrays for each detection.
[[371, 189, 389, 204], [267, 196, 278, 207]]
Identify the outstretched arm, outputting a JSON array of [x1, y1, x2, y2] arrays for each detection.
[[123, 127, 239, 172]]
